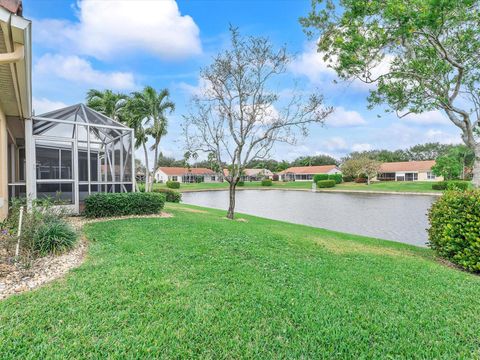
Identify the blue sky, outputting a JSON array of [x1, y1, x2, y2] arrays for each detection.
[[24, 0, 461, 164]]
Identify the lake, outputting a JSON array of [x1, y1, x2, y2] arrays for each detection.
[[181, 189, 437, 246]]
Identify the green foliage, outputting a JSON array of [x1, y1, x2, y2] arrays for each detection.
[[86, 89, 127, 120], [432, 146, 475, 180], [446, 181, 470, 191], [84, 192, 165, 218], [237, 181, 245, 187], [166, 181, 180, 189], [152, 188, 182, 203], [32, 218, 77, 255], [317, 180, 336, 188], [328, 173, 343, 184], [261, 179, 273, 186], [432, 154, 464, 180], [428, 189, 480, 272], [313, 174, 329, 182], [291, 155, 339, 167], [431, 182, 447, 191]]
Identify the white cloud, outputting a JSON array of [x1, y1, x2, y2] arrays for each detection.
[[326, 107, 367, 127], [321, 136, 349, 151], [290, 43, 393, 92], [35, 0, 201, 60], [351, 143, 372, 152], [400, 110, 449, 125], [35, 54, 136, 90], [33, 97, 68, 115]]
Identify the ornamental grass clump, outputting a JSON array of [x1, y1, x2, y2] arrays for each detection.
[[428, 189, 480, 272], [32, 217, 77, 255]]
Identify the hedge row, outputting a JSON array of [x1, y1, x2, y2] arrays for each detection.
[[84, 192, 165, 218], [428, 189, 480, 273], [313, 173, 343, 184], [152, 188, 182, 203], [432, 180, 470, 191], [317, 180, 336, 188]]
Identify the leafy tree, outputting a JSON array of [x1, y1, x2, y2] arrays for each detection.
[[129, 86, 175, 192], [406, 143, 453, 161], [183, 27, 332, 219], [157, 153, 185, 168], [432, 154, 464, 180], [344, 149, 408, 162], [302, 0, 480, 187], [291, 154, 338, 166], [341, 156, 382, 185], [432, 145, 475, 180], [86, 89, 127, 121]]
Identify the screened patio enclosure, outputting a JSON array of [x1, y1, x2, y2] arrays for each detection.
[[25, 103, 134, 213]]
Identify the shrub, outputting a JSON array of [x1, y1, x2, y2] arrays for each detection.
[[32, 218, 77, 255], [428, 189, 480, 272], [166, 181, 180, 189], [354, 177, 367, 183], [84, 192, 165, 218], [432, 180, 470, 191], [317, 180, 336, 188], [328, 173, 343, 184], [152, 188, 182, 203], [237, 181, 245, 187], [432, 181, 447, 190], [313, 174, 329, 183], [261, 179, 273, 186], [342, 175, 354, 182], [446, 180, 470, 191], [137, 183, 146, 192]]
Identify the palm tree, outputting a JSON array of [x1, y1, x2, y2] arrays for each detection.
[[129, 86, 175, 191], [86, 89, 127, 121]]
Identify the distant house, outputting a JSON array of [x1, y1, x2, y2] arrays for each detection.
[[155, 167, 220, 183], [223, 168, 273, 181], [278, 165, 341, 181], [374, 160, 441, 182]]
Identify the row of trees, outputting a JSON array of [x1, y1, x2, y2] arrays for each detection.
[[86, 87, 175, 192]]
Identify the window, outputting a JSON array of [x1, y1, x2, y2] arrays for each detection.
[[171, 176, 178, 181], [405, 173, 418, 181], [427, 172, 436, 180], [211, 175, 216, 181]]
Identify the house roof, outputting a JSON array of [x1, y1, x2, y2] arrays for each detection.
[[223, 168, 273, 177], [279, 165, 338, 174], [157, 167, 215, 176], [379, 160, 436, 172], [0, 0, 22, 15]]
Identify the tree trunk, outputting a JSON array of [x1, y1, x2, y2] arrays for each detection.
[[151, 141, 159, 192], [142, 142, 150, 192], [226, 180, 237, 219], [472, 141, 480, 188]]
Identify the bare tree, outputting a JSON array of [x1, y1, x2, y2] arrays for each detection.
[[183, 27, 333, 219]]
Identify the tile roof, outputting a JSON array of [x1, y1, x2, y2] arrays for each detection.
[[279, 165, 338, 174], [0, 0, 22, 15], [157, 167, 215, 176], [379, 160, 436, 172], [223, 168, 273, 177]]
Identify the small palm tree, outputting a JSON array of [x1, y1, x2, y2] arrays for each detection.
[[86, 89, 127, 121], [122, 98, 151, 191], [129, 86, 175, 191]]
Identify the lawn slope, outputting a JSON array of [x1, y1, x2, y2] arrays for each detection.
[[0, 204, 479, 358]]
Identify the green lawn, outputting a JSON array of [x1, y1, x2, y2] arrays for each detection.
[[1, 204, 479, 358], [152, 180, 441, 193]]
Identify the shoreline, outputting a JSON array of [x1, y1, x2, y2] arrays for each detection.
[[179, 187, 442, 197]]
